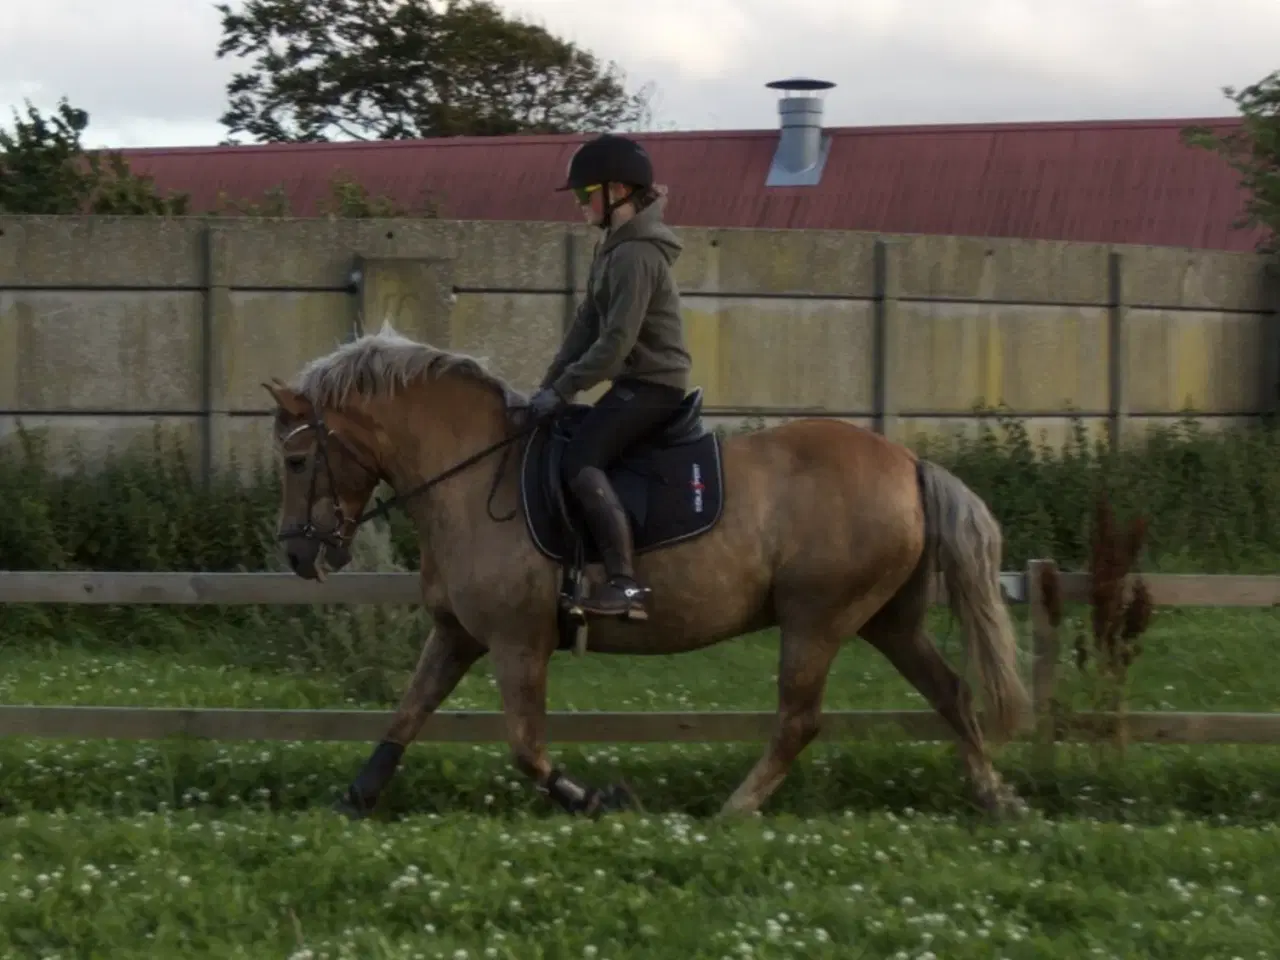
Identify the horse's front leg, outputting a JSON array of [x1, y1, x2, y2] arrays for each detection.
[[335, 613, 486, 818], [488, 634, 639, 816]]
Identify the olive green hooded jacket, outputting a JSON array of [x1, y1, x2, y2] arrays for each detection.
[[540, 193, 691, 399]]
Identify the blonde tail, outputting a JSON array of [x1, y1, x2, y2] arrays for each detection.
[[919, 459, 1031, 743]]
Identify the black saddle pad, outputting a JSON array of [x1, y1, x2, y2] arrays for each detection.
[[519, 415, 725, 565]]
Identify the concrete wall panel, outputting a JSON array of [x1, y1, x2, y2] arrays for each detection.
[[1123, 415, 1266, 438], [1122, 246, 1274, 311], [892, 415, 1112, 452], [0, 215, 1274, 476], [1123, 309, 1272, 414], [451, 220, 574, 291], [448, 292, 564, 393], [217, 291, 356, 410], [357, 257, 455, 345], [889, 302, 1110, 414], [710, 414, 875, 435], [566, 227, 877, 298], [683, 297, 875, 411], [707, 229, 878, 297], [0, 217, 204, 287], [1, 291, 203, 411], [219, 219, 459, 289], [211, 415, 277, 480], [0, 414, 201, 473], [893, 235, 1111, 304]]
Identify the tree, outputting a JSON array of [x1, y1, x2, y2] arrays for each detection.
[[214, 0, 653, 143], [0, 98, 190, 215], [1183, 69, 1280, 252]]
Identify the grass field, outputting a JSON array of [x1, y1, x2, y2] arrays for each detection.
[[2, 606, 1277, 713], [1, 605, 1278, 958]]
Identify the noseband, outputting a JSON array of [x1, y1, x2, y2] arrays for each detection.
[[276, 414, 380, 550]]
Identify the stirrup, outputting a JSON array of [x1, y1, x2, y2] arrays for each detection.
[[582, 577, 651, 621]]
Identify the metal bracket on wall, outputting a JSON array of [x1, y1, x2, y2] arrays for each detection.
[[346, 261, 366, 342]]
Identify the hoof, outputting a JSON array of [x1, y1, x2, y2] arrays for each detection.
[[998, 789, 1031, 820], [587, 780, 643, 817], [977, 784, 1029, 821], [332, 788, 375, 821]]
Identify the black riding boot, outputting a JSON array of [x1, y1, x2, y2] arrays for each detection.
[[569, 467, 651, 620]]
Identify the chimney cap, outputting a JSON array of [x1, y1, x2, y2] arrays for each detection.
[[765, 77, 836, 94]]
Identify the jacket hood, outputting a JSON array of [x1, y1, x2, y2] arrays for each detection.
[[601, 187, 682, 264]]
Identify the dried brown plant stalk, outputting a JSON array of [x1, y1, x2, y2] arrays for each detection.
[[1074, 489, 1155, 750]]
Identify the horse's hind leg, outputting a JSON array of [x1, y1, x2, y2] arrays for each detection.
[[718, 618, 844, 817], [859, 589, 1026, 818], [335, 614, 486, 818]]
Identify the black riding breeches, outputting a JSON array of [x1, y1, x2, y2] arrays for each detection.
[[560, 378, 687, 486]]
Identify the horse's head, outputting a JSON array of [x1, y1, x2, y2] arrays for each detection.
[[262, 379, 385, 581]]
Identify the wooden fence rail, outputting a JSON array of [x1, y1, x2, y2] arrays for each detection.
[[1, 563, 1277, 746]]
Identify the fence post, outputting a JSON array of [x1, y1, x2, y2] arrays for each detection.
[[1265, 259, 1280, 414], [872, 237, 899, 438], [564, 227, 586, 337], [1106, 251, 1129, 450], [200, 224, 232, 486], [1027, 558, 1060, 767]]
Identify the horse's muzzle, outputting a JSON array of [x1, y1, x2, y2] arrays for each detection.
[[283, 537, 352, 581], [284, 538, 322, 580]]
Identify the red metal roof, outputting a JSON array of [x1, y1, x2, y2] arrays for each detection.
[[119, 117, 1265, 251]]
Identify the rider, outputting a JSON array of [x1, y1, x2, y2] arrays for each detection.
[[527, 133, 692, 621]]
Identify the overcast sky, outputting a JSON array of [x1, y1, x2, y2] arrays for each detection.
[[2, 0, 1277, 148]]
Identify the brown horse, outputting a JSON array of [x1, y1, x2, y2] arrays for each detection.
[[263, 325, 1031, 819]]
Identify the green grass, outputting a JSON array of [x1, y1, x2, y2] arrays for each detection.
[[2, 606, 1279, 958], [1, 806, 1277, 960], [1, 736, 1280, 958], [2, 607, 1277, 713]]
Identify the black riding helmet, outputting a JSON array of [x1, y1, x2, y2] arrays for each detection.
[[556, 133, 654, 228]]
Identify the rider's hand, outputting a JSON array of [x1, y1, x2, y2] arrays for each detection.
[[529, 386, 565, 419]]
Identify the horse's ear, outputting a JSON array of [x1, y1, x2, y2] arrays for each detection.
[[262, 380, 312, 419]]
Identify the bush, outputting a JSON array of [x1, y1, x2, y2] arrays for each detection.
[[912, 409, 1280, 573], [2, 413, 1277, 677], [0, 424, 426, 696], [4, 413, 1278, 575]]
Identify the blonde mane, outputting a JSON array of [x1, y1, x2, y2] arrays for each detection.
[[292, 322, 524, 409]]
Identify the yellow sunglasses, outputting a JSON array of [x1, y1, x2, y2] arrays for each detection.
[[572, 183, 602, 206]]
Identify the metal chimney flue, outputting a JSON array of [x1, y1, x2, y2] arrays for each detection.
[[765, 77, 835, 187]]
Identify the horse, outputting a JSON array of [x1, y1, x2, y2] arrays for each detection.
[[262, 323, 1032, 820]]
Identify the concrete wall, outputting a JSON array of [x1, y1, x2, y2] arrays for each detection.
[[1, 215, 1276, 475]]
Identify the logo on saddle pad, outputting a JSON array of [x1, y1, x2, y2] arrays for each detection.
[[690, 463, 705, 514]]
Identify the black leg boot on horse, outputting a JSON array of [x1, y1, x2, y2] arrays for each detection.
[[569, 466, 651, 620]]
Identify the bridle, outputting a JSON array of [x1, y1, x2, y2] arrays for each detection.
[[276, 408, 539, 551], [275, 415, 370, 550]]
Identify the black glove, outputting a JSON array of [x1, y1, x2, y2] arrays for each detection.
[[528, 386, 566, 420]]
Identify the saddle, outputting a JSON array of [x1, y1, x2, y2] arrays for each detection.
[[518, 387, 726, 653]]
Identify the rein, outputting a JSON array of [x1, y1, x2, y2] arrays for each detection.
[[277, 411, 538, 548]]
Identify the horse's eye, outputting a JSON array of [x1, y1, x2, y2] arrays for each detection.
[[285, 454, 308, 474]]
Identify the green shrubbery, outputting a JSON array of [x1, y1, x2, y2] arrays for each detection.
[[3, 411, 1277, 576], [914, 410, 1280, 573], [1, 412, 1276, 675], [0, 427, 426, 697]]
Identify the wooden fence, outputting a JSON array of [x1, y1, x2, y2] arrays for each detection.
[[0, 563, 1277, 748]]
